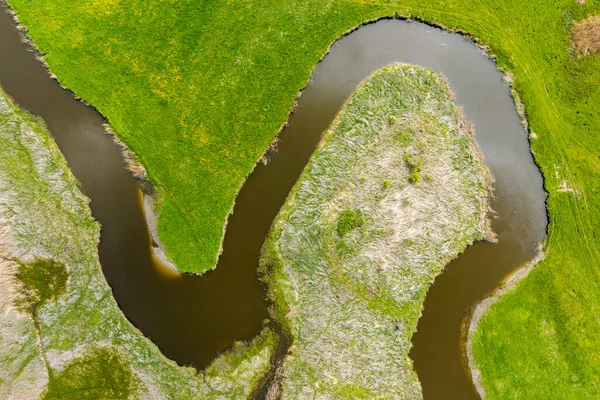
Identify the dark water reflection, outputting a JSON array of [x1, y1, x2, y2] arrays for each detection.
[[0, 7, 546, 398]]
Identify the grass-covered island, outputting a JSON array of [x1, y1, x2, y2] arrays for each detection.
[[260, 64, 493, 399], [0, 88, 276, 399]]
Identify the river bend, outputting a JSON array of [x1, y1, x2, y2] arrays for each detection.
[[0, 8, 546, 399]]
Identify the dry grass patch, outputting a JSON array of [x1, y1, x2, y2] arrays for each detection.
[[572, 16, 600, 55]]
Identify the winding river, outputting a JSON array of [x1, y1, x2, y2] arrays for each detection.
[[0, 6, 546, 399]]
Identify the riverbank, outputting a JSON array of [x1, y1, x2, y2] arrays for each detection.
[[102, 122, 182, 274], [0, 88, 276, 399], [259, 64, 493, 398], [466, 246, 546, 398]]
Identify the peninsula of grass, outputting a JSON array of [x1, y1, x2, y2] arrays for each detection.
[[5, 0, 600, 397], [259, 64, 493, 398], [0, 88, 276, 399]]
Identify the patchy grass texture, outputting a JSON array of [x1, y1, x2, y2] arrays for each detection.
[[13, 259, 68, 316], [41, 346, 143, 400], [0, 89, 275, 399], [260, 64, 492, 399]]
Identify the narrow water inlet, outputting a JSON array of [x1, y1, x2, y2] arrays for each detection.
[[0, 7, 547, 399]]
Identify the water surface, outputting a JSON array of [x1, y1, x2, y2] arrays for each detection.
[[0, 8, 546, 398]]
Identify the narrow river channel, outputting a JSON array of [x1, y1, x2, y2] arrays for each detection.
[[0, 6, 546, 399]]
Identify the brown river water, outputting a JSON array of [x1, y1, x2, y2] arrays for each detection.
[[0, 6, 546, 399]]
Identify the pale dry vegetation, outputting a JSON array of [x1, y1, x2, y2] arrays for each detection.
[[572, 15, 600, 55], [260, 64, 493, 399], [0, 89, 275, 399]]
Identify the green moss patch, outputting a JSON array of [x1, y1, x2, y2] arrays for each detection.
[[42, 346, 142, 400], [405, 154, 423, 183], [336, 209, 365, 237], [14, 258, 67, 315]]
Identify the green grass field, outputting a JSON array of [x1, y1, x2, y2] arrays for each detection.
[[5, 0, 600, 397], [260, 63, 492, 398]]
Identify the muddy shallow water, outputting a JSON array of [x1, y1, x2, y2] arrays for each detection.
[[0, 6, 546, 399]]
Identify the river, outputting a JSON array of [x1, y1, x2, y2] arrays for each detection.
[[0, 7, 546, 399]]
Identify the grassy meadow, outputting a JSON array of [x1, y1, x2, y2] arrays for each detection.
[[4, 0, 600, 397], [0, 88, 276, 399], [259, 64, 492, 398]]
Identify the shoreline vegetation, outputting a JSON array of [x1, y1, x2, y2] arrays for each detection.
[[466, 245, 546, 399], [0, 88, 276, 399], [3, 0, 600, 398], [259, 64, 493, 398]]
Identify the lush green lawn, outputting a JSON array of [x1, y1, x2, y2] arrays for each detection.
[[260, 64, 492, 398], [6, 0, 600, 397]]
